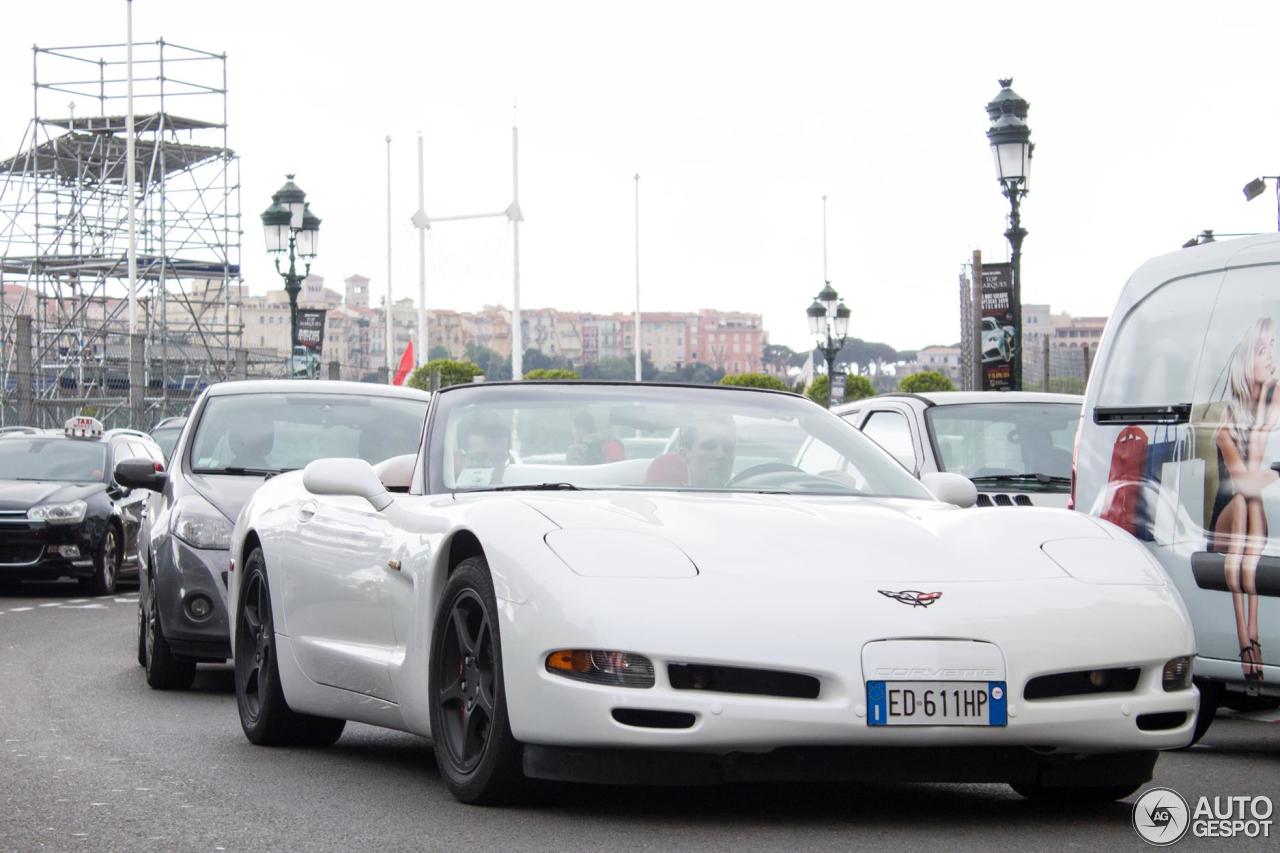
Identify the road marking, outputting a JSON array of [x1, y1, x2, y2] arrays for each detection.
[[9, 607, 32, 612], [38, 603, 60, 608]]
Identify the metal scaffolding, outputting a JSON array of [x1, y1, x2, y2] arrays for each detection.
[[0, 39, 242, 428]]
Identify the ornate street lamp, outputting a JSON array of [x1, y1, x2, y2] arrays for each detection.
[[261, 175, 321, 372], [986, 78, 1032, 391], [807, 285, 849, 408]]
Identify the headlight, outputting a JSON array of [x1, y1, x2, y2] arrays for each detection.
[[28, 500, 87, 525], [546, 649, 655, 688], [172, 497, 233, 550], [1162, 656, 1193, 692]]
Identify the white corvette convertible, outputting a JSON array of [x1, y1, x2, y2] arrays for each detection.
[[228, 381, 1198, 804]]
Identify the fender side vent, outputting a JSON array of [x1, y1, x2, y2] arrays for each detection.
[[1024, 667, 1140, 700], [668, 664, 821, 699], [1137, 711, 1188, 731], [611, 709, 695, 729]]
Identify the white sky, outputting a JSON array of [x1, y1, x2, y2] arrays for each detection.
[[2, 1, 1278, 353]]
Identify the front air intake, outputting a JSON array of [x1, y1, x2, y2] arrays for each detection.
[[668, 664, 821, 699], [1024, 667, 1140, 700], [611, 709, 696, 729]]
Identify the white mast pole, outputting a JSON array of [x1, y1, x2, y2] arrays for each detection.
[[125, 0, 137, 334], [510, 114, 522, 381], [634, 173, 641, 382], [416, 132, 427, 367], [385, 135, 394, 377], [822, 193, 828, 282]]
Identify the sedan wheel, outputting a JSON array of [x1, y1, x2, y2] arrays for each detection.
[[143, 569, 196, 690], [428, 556, 524, 804], [234, 547, 345, 747], [82, 526, 119, 596]]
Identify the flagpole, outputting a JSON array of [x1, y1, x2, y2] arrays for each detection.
[[416, 131, 428, 367], [510, 113, 522, 381], [385, 135, 394, 378], [634, 173, 641, 382]]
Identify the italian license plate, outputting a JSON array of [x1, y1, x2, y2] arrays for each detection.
[[866, 680, 1007, 726]]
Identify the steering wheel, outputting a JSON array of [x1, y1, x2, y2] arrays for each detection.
[[729, 462, 805, 485]]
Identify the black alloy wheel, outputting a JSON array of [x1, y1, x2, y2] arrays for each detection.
[[234, 547, 345, 747], [83, 526, 119, 596], [143, 568, 196, 690], [428, 557, 524, 804]]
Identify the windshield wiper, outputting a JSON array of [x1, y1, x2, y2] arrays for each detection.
[[969, 473, 1071, 485], [483, 482, 584, 492], [191, 466, 282, 477]]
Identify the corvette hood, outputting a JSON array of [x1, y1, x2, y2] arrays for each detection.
[[519, 491, 1108, 583], [0, 480, 104, 511]]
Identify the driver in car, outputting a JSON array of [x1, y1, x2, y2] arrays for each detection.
[[644, 415, 737, 488], [455, 411, 513, 486]]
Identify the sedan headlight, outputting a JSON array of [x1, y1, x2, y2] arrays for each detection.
[[172, 497, 233, 550], [28, 500, 87, 525]]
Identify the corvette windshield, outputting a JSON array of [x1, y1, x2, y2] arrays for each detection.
[[0, 438, 107, 483], [189, 393, 427, 474], [430, 384, 933, 499]]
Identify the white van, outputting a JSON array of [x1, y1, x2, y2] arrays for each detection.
[[1074, 234, 1280, 741]]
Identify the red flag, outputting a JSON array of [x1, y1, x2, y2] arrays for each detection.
[[392, 341, 414, 386]]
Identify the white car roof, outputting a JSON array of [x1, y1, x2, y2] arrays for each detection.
[[833, 390, 1081, 415], [203, 379, 429, 401]]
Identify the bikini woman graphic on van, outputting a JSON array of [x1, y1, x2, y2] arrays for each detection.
[[1210, 317, 1280, 680]]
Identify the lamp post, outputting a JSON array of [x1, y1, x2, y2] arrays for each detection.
[[261, 175, 321, 374], [986, 78, 1032, 392], [807, 282, 850, 408], [1243, 176, 1280, 230]]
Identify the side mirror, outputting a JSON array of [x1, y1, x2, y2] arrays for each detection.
[[921, 472, 978, 509], [303, 458, 393, 511], [115, 458, 167, 493]]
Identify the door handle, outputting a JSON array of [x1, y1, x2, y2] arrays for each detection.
[[296, 501, 317, 523]]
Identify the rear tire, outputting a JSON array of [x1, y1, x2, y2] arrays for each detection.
[[428, 556, 525, 804], [144, 568, 196, 690], [234, 547, 345, 747], [81, 525, 119, 596]]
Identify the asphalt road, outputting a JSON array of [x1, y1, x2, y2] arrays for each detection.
[[2, 580, 1278, 853]]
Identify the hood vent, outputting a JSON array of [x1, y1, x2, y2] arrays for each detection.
[[976, 493, 1034, 507]]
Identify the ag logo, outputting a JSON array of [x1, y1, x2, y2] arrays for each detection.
[[1132, 787, 1190, 846]]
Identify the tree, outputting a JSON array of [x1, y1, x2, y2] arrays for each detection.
[[406, 358, 484, 391], [524, 368, 581, 380], [762, 344, 797, 374], [843, 374, 876, 402], [805, 374, 829, 405], [899, 371, 956, 393], [719, 372, 789, 392], [427, 345, 451, 360]]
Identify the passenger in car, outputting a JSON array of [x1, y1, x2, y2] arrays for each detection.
[[644, 415, 737, 488], [456, 411, 514, 485]]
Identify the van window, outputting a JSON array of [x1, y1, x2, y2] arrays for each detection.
[[1187, 264, 1280, 539], [1096, 273, 1222, 407]]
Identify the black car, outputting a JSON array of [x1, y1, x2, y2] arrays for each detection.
[[0, 417, 163, 594]]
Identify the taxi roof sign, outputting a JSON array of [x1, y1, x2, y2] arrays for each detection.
[[64, 416, 104, 439]]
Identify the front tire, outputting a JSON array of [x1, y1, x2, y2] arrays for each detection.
[[81, 525, 120, 596], [144, 568, 196, 690], [234, 547, 345, 747], [428, 556, 525, 804]]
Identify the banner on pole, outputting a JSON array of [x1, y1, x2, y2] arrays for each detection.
[[294, 309, 327, 353], [979, 263, 1018, 391]]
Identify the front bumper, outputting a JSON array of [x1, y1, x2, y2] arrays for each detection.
[[500, 577, 1198, 757], [153, 534, 231, 661], [0, 520, 102, 581], [523, 744, 1159, 787]]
